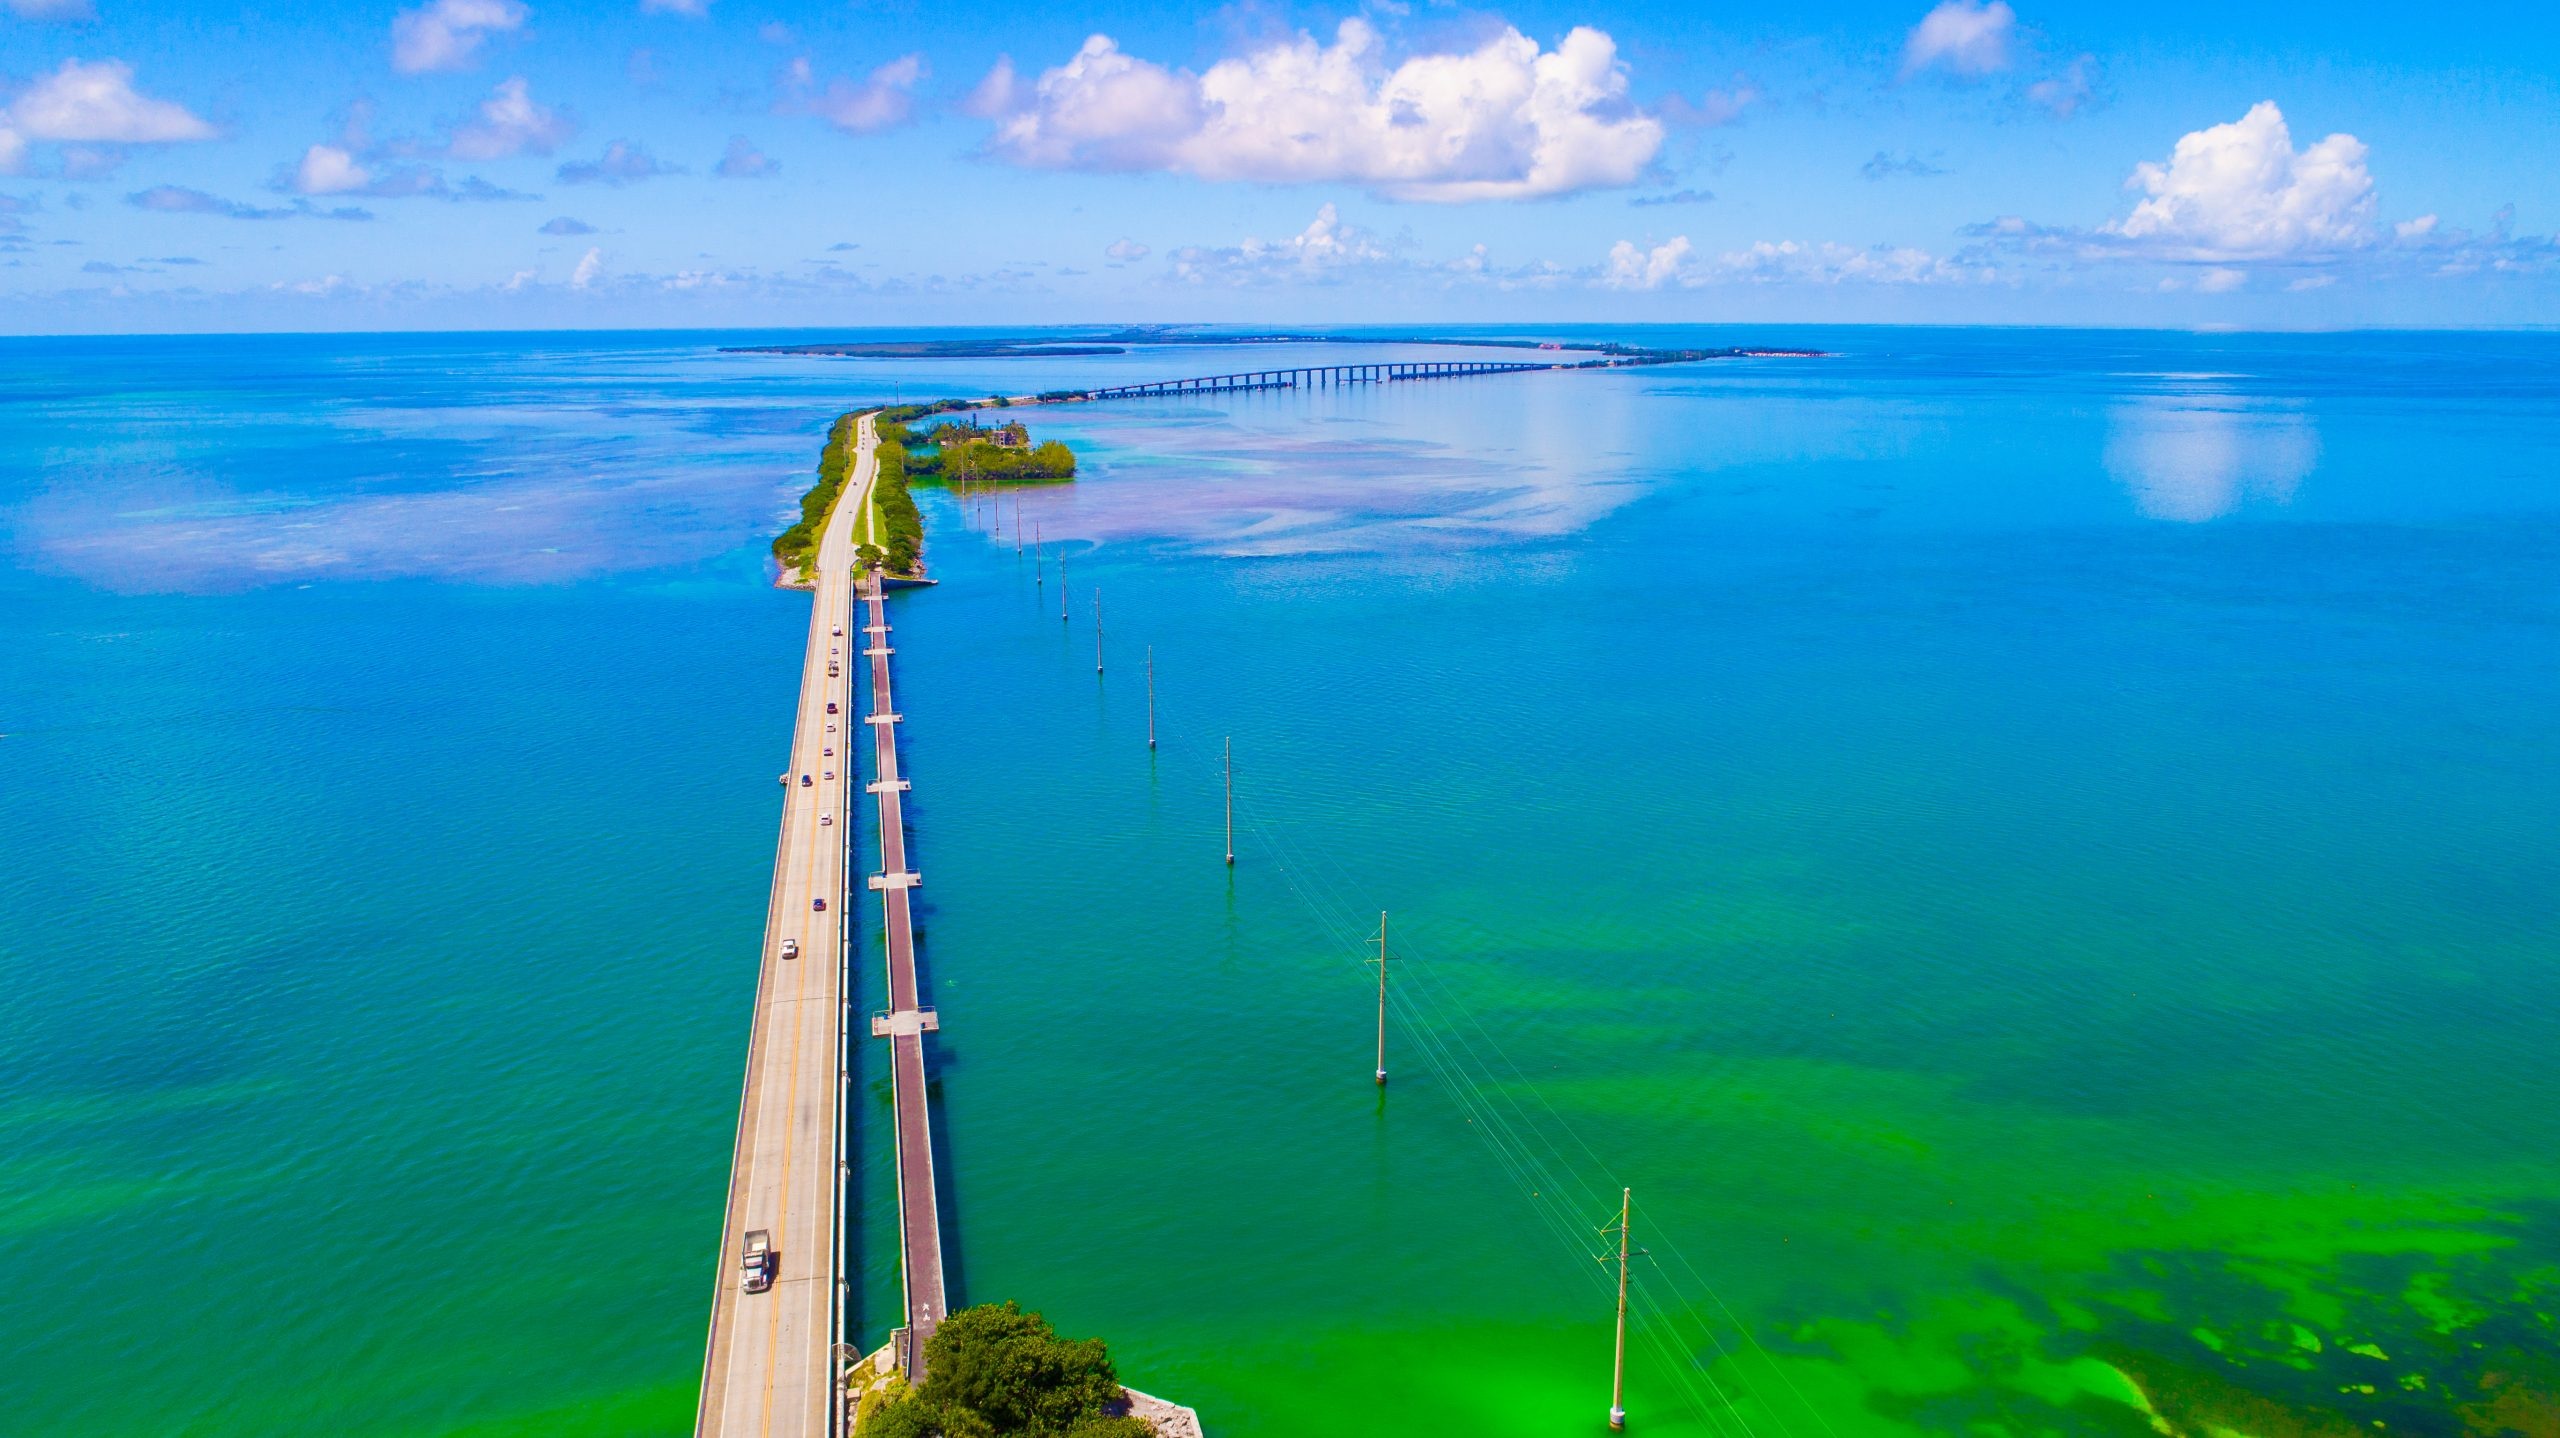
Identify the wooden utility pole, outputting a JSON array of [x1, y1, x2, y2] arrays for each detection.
[[1606, 1188, 1632, 1432], [1145, 647, 1156, 750], [1094, 591, 1104, 674], [1372, 912, 1389, 1086], [1035, 522, 1043, 589], [1223, 737, 1234, 866], [1060, 553, 1069, 624]]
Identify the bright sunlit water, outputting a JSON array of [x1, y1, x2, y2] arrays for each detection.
[[3, 328, 2556, 1438]]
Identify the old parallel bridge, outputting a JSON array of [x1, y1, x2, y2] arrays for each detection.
[[1079, 357, 1576, 402], [857, 558, 948, 1384]]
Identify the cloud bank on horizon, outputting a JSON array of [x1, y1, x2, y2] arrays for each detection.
[[0, 0, 2552, 328]]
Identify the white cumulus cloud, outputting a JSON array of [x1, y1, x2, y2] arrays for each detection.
[[7, 0, 96, 21], [1171, 203, 1393, 284], [985, 20, 1664, 202], [1903, 0, 2015, 77], [293, 143, 371, 195], [8, 58, 216, 143], [2105, 100, 2374, 260], [962, 56, 1019, 118], [1604, 236, 1692, 289], [570, 245, 602, 289], [446, 76, 573, 160], [393, 0, 527, 75]]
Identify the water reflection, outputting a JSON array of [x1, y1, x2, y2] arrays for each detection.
[[2103, 397, 2318, 522]]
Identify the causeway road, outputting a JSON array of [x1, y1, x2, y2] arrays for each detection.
[[695, 414, 880, 1438]]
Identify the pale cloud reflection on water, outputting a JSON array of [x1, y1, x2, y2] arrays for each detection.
[[2102, 392, 2320, 523], [12, 392, 831, 592], [7, 336, 1610, 591], [1005, 380, 1671, 560]]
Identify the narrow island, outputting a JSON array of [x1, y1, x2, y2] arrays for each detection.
[[848, 1301, 1199, 1438], [770, 411, 861, 586], [773, 403, 1078, 587]]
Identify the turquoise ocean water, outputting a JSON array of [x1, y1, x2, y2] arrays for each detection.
[[3, 329, 2555, 1437]]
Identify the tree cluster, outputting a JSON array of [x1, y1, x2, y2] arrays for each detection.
[[772, 411, 860, 577], [925, 420, 1030, 450], [865, 1303, 1153, 1438], [870, 425, 924, 576], [779, 405, 1079, 582], [908, 422, 1076, 485]]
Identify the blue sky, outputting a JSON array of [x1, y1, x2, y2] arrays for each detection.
[[2, 0, 2555, 331]]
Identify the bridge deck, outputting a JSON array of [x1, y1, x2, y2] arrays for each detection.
[[1078, 357, 1573, 402], [696, 420, 873, 1438], [861, 566, 949, 1378]]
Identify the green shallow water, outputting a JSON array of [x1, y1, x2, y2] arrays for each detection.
[[3, 328, 2557, 1437]]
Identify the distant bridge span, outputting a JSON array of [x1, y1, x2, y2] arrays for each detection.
[[1074, 357, 1580, 402]]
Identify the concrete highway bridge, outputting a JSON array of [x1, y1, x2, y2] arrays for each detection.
[[695, 419, 869, 1438], [1079, 356, 1574, 402], [696, 413, 949, 1438], [697, 411, 1198, 1438]]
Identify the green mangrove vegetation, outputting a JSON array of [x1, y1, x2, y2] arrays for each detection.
[[771, 411, 859, 582], [852, 410, 1076, 578], [866, 417, 926, 577], [906, 419, 1077, 486], [773, 404, 1078, 582], [858, 1302, 1153, 1438]]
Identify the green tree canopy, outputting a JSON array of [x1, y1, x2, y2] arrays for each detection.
[[864, 1303, 1153, 1438]]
